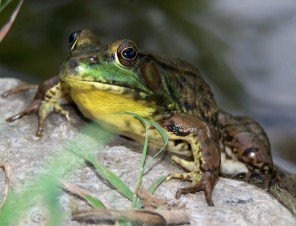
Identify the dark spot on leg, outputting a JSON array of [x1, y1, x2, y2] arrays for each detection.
[[166, 121, 190, 136], [174, 139, 184, 147]]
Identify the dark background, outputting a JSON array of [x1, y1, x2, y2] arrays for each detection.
[[1, 0, 295, 173]]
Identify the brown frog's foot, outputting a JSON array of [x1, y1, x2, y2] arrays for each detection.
[[167, 155, 217, 206], [3, 84, 40, 121], [36, 101, 71, 137], [6, 98, 71, 137], [246, 171, 273, 190], [233, 171, 273, 190], [175, 171, 216, 207], [6, 99, 41, 122], [263, 173, 272, 190], [3, 76, 72, 136]]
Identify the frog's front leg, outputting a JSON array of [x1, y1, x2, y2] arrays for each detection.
[[218, 110, 274, 189], [3, 76, 72, 136], [160, 113, 221, 206]]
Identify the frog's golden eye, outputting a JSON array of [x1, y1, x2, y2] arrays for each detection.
[[117, 40, 138, 67], [68, 30, 80, 50]]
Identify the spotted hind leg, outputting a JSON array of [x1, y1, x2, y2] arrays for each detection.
[[218, 110, 274, 189], [161, 113, 221, 206]]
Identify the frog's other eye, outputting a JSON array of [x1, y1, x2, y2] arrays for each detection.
[[68, 30, 81, 50], [116, 40, 138, 67]]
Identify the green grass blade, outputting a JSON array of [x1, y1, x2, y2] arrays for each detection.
[[0, 0, 14, 12], [135, 175, 167, 209], [147, 119, 168, 159], [83, 194, 105, 209], [0, 0, 23, 42], [65, 122, 134, 202], [126, 113, 149, 207], [43, 178, 62, 226], [62, 180, 106, 209], [0, 122, 109, 225], [116, 112, 169, 208], [115, 112, 150, 207], [71, 150, 134, 201], [148, 175, 167, 194], [119, 221, 133, 226]]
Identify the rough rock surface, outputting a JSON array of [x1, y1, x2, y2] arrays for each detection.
[[0, 78, 295, 226]]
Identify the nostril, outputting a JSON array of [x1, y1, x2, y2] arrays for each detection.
[[89, 54, 98, 64], [69, 59, 78, 69]]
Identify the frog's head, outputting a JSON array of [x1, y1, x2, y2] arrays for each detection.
[[59, 29, 175, 116]]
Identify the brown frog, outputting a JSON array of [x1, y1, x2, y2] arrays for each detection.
[[2, 29, 274, 206]]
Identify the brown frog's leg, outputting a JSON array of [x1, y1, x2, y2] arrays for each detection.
[[3, 76, 72, 136], [218, 110, 274, 189], [160, 113, 221, 206]]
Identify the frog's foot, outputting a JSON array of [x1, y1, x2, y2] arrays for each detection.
[[263, 173, 272, 190], [167, 155, 217, 206], [3, 84, 40, 121], [6, 99, 71, 136], [245, 171, 272, 190], [176, 171, 216, 207], [36, 101, 71, 136], [6, 99, 42, 122], [232, 170, 273, 190], [4, 76, 72, 136]]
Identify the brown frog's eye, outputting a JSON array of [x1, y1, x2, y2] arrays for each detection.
[[68, 30, 81, 50], [116, 40, 138, 67]]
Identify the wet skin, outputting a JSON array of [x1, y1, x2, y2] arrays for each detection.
[[3, 29, 274, 206]]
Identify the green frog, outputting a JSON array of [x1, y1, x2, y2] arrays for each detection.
[[2, 29, 274, 206]]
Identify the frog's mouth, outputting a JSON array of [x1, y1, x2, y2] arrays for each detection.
[[62, 76, 151, 100], [59, 60, 154, 96]]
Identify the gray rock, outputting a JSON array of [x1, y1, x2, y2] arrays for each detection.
[[0, 78, 295, 226]]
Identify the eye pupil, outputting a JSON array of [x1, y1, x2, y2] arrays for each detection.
[[122, 47, 137, 60]]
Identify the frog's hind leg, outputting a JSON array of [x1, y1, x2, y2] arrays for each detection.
[[218, 110, 274, 189], [161, 113, 221, 206]]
